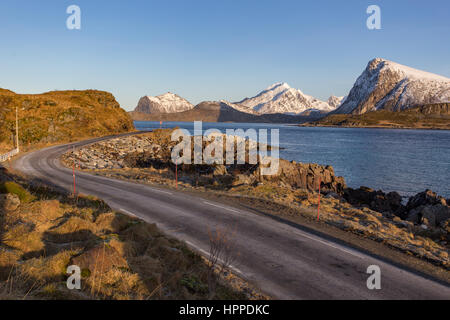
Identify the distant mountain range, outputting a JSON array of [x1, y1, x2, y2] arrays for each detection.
[[130, 58, 450, 124], [132, 83, 341, 117], [129, 101, 324, 124]]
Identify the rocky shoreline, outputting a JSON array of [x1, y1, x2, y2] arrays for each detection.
[[62, 129, 450, 269]]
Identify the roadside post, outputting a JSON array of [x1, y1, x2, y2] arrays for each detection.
[[317, 177, 321, 221], [72, 146, 76, 197]]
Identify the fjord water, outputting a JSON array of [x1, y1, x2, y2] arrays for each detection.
[[135, 121, 450, 198]]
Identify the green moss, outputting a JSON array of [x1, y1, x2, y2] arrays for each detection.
[[81, 268, 91, 278], [180, 275, 208, 294], [0, 181, 35, 202]]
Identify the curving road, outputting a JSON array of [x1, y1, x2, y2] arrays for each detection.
[[13, 134, 450, 300]]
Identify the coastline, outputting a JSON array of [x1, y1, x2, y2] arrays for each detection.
[[133, 119, 450, 131], [61, 130, 450, 278], [298, 123, 450, 131]]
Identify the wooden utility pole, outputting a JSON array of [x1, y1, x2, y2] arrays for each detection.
[[15, 107, 19, 152]]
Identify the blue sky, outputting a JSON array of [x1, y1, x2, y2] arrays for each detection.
[[0, 0, 449, 110]]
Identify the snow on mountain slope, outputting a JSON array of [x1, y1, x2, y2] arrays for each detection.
[[235, 82, 338, 114], [327, 95, 345, 109], [134, 92, 194, 114], [219, 100, 259, 114], [334, 58, 450, 114]]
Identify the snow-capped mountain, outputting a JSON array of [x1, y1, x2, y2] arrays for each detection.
[[235, 82, 339, 115], [334, 58, 450, 114], [134, 92, 194, 114]]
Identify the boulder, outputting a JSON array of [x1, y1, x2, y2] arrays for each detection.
[[343, 187, 405, 216], [0, 193, 20, 212], [406, 204, 450, 227], [232, 174, 254, 186], [260, 159, 346, 194], [406, 190, 446, 211], [440, 219, 450, 233], [324, 191, 341, 200], [406, 206, 422, 224]]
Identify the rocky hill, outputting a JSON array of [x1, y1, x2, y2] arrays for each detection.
[[334, 58, 450, 115], [0, 89, 134, 152], [134, 92, 194, 114]]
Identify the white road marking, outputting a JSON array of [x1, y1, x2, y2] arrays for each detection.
[[120, 207, 245, 277], [147, 187, 173, 195], [203, 200, 364, 259], [119, 208, 141, 219], [203, 201, 241, 214], [82, 173, 173, 195], [292, 229, 366, 260]]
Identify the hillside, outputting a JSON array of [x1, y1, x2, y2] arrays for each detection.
[[0, 89, 134, 153], [129, 101, 324, 123], [304, 103, 450, 129]]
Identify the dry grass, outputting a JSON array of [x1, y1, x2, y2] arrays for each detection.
[[0, 172, 252, 300]]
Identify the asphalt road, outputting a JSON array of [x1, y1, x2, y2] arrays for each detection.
[[13, 135, 450, 300]]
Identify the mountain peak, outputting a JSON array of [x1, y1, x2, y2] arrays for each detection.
[[334, 58, 450, 114], [134, 92, 193, 114], [266, 82, 291, 90], [367, 58, 450, 82], [236, 83, 338, 115]]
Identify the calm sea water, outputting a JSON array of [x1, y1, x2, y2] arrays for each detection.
[[134, 121, 450, 198]]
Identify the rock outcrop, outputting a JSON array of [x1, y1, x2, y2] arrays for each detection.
[[343, 187, 404, 217], [343, 187, 450, 230], [260, 159, 346, 194], [405, 190, 450, 228]]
